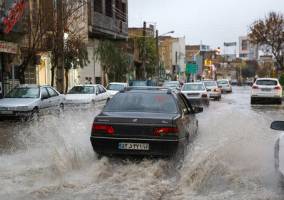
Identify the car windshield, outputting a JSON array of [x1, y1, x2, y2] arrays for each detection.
[[104, 93, 178, 114], [183, 84, 205, 91], [256, 80, 277, 86], [163, 82, 179, 88], [68, 86, 94, 94], [107, 84, 125, 91], [204, 81, 217, 87], [218, 80, 228, 85], [131, 81, 147, 86], [5, 87, 40, 98]]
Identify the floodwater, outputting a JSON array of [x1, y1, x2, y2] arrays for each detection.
[[0, 87, 283, 200]]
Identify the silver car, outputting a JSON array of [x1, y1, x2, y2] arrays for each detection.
[[181, 82, 209, 106], [203, 80, 222, 101], [64, 85, 110, 108], [0, 84, 64, 120], [217, 79, 232, 93]]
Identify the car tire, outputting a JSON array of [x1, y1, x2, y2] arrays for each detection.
[[58, 103, 64, 116], [25, 107, 39, 121], [277, 99, 282, 105], [251, 97, 256, 105]]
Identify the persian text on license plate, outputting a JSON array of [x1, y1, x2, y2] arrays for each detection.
[[261, 88, 272, 92], [118, 143, 149, 151]]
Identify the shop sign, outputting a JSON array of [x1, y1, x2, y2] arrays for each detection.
[[0, 40, 18, 54], [2, 0, 26, 34]]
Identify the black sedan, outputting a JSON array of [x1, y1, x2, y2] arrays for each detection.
[[90, 87, 202, 157]]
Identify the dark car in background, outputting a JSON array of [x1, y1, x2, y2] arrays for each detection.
[[90, 87, 202, 157]]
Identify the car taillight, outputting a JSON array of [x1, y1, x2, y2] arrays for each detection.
[[92, 124, 115, 134], [275, 86, 281, 90], [202, 94, 207, 98], [154, 127, 179, 136], [252, 85, 259, 89]]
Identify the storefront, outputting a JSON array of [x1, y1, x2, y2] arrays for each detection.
[[0, 40, 19, 98]]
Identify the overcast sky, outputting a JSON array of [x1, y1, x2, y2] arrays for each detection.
[[128, 0, 284, 49]]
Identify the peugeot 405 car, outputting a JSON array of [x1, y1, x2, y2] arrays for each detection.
[[90, 87, 203, 157], [0, 84, 64, 120]]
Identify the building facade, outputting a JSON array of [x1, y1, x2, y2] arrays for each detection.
[[239, 36, 258, 60], [81, 0, 128, 85], [159, 36, 186, 80], [0, 0, 27, 97]]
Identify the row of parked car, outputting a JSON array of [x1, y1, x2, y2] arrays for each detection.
[[0, 83, 123, 120]]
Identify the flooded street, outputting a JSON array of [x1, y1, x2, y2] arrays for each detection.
[[0, 87, 284, 200]]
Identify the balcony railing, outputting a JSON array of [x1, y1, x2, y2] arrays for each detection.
[[89, 11, 128, 39]]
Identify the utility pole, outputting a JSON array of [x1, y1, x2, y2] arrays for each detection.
[[156, 30, 159, 80], [142, 21, 146, 79], [56, 0, 65, 93]]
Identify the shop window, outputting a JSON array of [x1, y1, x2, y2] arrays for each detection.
[[121, 2, 126, 22], [105, 0, 113, 17], [94, 0, 102, 13]]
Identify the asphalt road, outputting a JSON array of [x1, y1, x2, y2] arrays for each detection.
[[0, 86, 284, 200]]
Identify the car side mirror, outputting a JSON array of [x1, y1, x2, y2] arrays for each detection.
[[193, 106, 203, 114], [271, 121, 284, 131]]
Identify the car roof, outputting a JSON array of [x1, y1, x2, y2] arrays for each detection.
[[123, 87, 173, 94], [217, 79, 229, 81], [109, 82, 127, 85], [184, 82, 204, 85], [256, 78, 278, 81], [17, 84, 39, 88], [73, 84, 100, 87]]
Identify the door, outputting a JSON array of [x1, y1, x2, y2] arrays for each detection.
[[39, 87, 51, 112], [46, 87, 61, 108], [177, 94, 196, 138]]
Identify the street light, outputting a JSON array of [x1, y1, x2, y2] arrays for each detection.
[[156, 30, 175, 79]]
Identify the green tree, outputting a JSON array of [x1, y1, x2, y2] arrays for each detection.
[[136, 37, 158, 79], [279, 74, 284, 87], [64, 35, 89, 93], [248, 12, 284, 69], [95, 40, 129, 84]]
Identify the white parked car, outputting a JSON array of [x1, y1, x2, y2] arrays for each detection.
[[271, 121, 284, 183], [217, 79, 232, 93], [251, 78, 282, 104], [106, 82, 128, 97], [203, 80, 222, 101], [181, 82, 209, 106], [0, 84, 64, 120], [65, 85, 110, 108]]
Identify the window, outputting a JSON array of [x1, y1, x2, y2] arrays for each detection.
[[256, 80, 278, 86], [98, 85, 106, 93], [68, 86, 95, 94], [104, 93, 178, 114], [41, 88, 50, 99], [105, 0, 113, 17], [47, 87, 59, 97], [5, 87, 40, 99], [241, 40, 248, 51], [177, 94, 189, 114], [94, 0, 103, 13]]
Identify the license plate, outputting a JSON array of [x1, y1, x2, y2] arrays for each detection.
[[118, 143, 149, 151], [261, 88, 272, 92], [0, 111, 13, 115]]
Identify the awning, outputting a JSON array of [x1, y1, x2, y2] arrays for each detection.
[[0, 41, 18, 54]]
